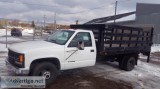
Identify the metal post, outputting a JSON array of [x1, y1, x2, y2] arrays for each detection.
[[33, 25, 35, 40], [54, 13, 57, 30], [158, 34, 160, 44], [43, 15, 45, 38], [76, 20, 79, 24], [114, 1, 118, 23], [5, 20, 8, 48], [147, 52, 150, 63]]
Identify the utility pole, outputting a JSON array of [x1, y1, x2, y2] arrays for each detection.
[[114, 1, 118, 23], [54, 13, 57, 30], [44, 15, 46, 29]]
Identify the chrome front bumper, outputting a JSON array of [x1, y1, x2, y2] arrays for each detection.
[[5, 59, 29, 75]]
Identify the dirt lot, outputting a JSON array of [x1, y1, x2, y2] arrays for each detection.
[[47, 69, 132, 89], [151, 52, 160, 57], [140, 52, 160, 66]]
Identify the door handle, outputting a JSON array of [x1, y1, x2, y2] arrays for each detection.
[[90, 49, 94, 52]]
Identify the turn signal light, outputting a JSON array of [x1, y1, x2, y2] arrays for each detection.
[[19, 55, 23, 63]]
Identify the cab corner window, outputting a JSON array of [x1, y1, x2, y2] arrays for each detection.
[[68, 32, 92, 47]]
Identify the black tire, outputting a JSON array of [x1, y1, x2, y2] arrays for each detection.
[[118, 57, 125, 70], [123, 56, 136, 71], [12, 33, 15, 36], [30, 62, 58, 85]]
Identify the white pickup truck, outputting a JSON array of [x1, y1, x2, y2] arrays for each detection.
[[6, 24, 153, 85], [6, 29, 96, 84]]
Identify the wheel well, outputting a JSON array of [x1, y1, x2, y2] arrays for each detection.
[[29, 58, 60, 73]]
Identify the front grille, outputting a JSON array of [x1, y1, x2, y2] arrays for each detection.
[[8, 50, 24, 68]]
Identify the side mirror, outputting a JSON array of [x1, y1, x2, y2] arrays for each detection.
[[77, 41, 84, 50]]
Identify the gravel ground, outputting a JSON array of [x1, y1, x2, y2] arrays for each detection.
[[151, 52, 160, 57], [46, 69, 132, 89]]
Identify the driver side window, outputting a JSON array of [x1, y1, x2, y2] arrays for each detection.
[[68, 32, 92, 47]]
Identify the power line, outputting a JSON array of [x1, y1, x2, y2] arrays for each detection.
[[67, 2, 115, 14], [118, 0, 132, 4], [68, 0, 131, 14]]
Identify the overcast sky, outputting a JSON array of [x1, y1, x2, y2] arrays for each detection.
[[0, 0, 160, 24]]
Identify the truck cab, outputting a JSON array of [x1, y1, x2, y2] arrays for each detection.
[[6, 29, 96, 85]]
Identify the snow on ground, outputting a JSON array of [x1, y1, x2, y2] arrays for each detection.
[[0, 37, 24, 42], [85, 59, 160, 89], [22, 29, 33, 36], [0, 29, 10, 36], [0, 44, 8, 52], [0, 33, 24, 52], [22, 28, 33, 33], [118, 60, 160, 89], [84, 44, 160, 89], [0, 29, 5, 36], [151, 44, 160, 53]]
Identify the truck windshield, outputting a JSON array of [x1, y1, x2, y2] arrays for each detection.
[[47, 30, 74, 45]]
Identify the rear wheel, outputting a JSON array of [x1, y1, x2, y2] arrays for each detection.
[[30, 62, 58, 85], [118, 56, 124, 70], [123, 56, 136, 71]]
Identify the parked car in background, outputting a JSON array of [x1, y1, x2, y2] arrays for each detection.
[[11, 28, 22, 37], [44, 29, 57, 34]]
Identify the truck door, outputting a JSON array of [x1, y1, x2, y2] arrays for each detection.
[[64, 32, 96, 70]]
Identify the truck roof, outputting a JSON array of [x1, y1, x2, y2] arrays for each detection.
[[70, 24, 148, 31], [70, 24, 105, 30], [62, 29, 93, 33]]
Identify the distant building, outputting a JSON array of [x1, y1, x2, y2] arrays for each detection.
[[117, 3, 160, 44], [135, 3, 160, 44], [87, 3, 160, 44]]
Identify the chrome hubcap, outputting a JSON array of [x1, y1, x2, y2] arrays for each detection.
[[43, 71, 51, 79]]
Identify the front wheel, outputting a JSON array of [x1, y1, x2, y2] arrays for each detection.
[[30, 62, 58, 85]]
